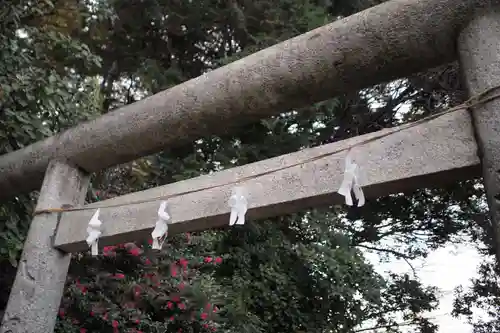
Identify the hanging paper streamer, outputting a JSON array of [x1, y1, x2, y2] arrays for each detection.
[[337, 154, 365, 207], [86, 209, 102, 256], [151, 201, 171, 250], [228, 186, 248, 226]]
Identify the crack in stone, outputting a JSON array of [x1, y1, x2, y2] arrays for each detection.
[[21, 260, 35, 283]]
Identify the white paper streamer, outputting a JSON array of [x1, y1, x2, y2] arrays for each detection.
[[86, 209, 102, 256], [337, 154, 365, 207], [228, 186, 248, 226], [151, 201, 171, 250]]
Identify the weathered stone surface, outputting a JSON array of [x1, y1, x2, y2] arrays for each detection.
[[53, 109, 480, 253], [0, 161, 89, 333], [459, 8, 500, 267], [0, 0, 497, 200]]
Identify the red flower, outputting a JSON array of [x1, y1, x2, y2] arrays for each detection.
[[170, 264, 178, 277], [78, 285, 87, 294], [178, 282, 185, 290], [215, 257, 222, 264], [172, 296, 180, 302], [114, 273, 125, 279], [80, 329, 87, 333], [103, 246, 115, 252], [144, 258, 152, 265], [179, 303, 186, 310], [58, 309, 65, 318], [135, 319, 140, 324], [167, 301, 174, 309], [203, 257, 213, 263], [179, 258, 188, 267], [211, 328, 217, 332], [112, 320, 119, 328], [203, 324, 209, 328], [129, 248, 140, 256], [213, 305, 218, 313], [148, 239, 153, 245], [200, 312, 208, 320], [169, 316, 175, 321], [90, 311, 94, 317], [134, 286, 141, 296]]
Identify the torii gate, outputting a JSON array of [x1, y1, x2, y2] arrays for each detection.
[[1, 0, 500, 332]]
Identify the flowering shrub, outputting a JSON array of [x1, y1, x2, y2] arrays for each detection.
[[55, 231, 223, 333]]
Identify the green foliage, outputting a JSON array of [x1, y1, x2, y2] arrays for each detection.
[[0, 0, 102, 309], [213, 217, 438, 333], [57, 234, 223, 333]]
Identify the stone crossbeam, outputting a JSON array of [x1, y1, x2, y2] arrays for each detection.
[[0, 0, 492, 200], [53, 109, 480, 253]]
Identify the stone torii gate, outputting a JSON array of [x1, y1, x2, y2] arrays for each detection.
[[1, 0, 500, 332]]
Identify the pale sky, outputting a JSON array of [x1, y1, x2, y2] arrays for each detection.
[[365, 244, 483, 333]]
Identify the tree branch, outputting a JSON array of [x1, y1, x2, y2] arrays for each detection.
[[354, 321, 416, 333], [356, 244, 417, 277]]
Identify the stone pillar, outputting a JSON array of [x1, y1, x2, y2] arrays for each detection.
[[458, 9, 500, 267], [0, 160, 89, 333]]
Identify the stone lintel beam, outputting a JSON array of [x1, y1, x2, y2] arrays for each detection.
[[53, 109, 480, 253]]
